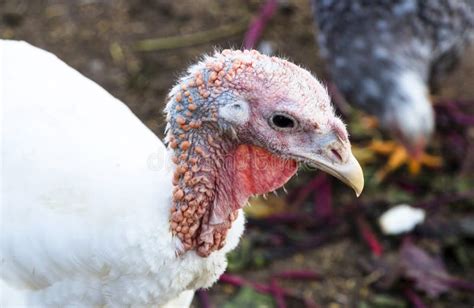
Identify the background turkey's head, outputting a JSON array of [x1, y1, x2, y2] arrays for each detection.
[[331, 57, 434, 157], [165, 50, 364, 256]]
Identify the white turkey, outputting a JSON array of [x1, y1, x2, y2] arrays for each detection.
[[0, 40, 364, 307]]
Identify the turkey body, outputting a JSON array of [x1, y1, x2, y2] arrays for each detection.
[[1, 38, 365, 307], [313, 0, 474, 150], [0, 40, 244, 307]]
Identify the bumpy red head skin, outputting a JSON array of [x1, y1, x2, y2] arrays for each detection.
[[164, 49, 344, 257]]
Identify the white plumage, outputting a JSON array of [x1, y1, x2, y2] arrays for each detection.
[[0, 40, 244, 307]]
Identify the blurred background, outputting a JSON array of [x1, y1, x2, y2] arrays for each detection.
[[1, 0, 473, 307]]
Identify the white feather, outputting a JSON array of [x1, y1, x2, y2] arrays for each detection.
[[0, 40, 245, 307]]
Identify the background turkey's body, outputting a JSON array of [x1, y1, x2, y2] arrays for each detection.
[[0, 41, 245, 306], [314, 0, 474, 112]]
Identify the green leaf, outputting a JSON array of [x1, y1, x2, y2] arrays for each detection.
[[370, 294, 406, 308], [223, 287, 275, 308]]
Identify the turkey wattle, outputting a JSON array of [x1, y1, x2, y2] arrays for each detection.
[[0, 40, 363, 307]]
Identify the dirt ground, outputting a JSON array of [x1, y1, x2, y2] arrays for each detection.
[[1, 0, 473, 307]]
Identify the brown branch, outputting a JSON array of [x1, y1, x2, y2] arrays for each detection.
[[134, 19, 249, 52]]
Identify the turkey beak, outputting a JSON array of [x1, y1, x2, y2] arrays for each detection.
[[297, 137, 364, 197], [313, 152, 364, 197]]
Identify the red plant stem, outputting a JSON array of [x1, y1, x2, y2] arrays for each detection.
[[445, 278, 474, 292], [288, 174, 326, 208], [271, 279, 286, 308], [243, 0, 278, 49], [403, 288, 427, 308], [219, 273, 246, 286], [313, 175, 332, 219], [196, 289, 212, 308], [220, 274, 276, 294], [356, 216, 383, 257], [441, 101, 474, 125], [274, 270, 320, 281]]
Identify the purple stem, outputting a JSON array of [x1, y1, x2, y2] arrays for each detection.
[[356, 215, 383, 257], [442, 101, 474, 126], [219, 273, 246, 286], [288, 174, 326, 208], [243, 0, 278, 49], [271, 279, 287, 308], [446, 278, 474, 292], [196, 289, 212, 308], [403, 288, 427, 308], [274, 270, 320, 281], [415, 190, 474, 211], [313, 175, 332, 219], [219, 274, 272, 293]]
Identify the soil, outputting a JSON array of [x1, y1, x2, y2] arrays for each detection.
[[1, 1, 473, 307]]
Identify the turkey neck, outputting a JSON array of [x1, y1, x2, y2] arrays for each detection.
[[165, 61, 245, 256], [168, 116, 237, 257]]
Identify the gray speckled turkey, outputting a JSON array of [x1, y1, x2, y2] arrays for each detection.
[[313, 0, 474, 154]]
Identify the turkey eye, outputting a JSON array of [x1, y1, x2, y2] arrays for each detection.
[[270, 114, 297, 130]]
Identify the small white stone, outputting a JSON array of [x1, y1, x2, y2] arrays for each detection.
[[379, 204, 425, 235]]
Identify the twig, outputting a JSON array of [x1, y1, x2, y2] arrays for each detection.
[[135, 20, 249, 52]]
